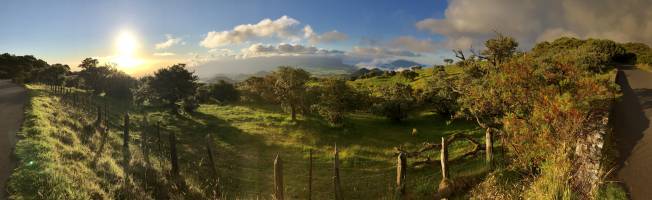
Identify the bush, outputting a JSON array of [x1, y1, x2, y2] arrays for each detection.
[[208, 80, 239, 103], [313, 78, 356, 126], [148, 64, 199, 113], [182, 96, 200, 114], [373, 83, 415, 122]]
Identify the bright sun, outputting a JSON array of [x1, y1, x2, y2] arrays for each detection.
[[113, 30, 144, 70]]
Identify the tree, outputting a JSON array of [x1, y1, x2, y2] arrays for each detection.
[[273, 66, 311, 121], [208, 80, 240, 103], [373, 83, 415, 122], [313, 78, 356, 126], [443, 58, 454, 65], [36, 63, 69, 85], [78, 58, 111, 94], [0, 53, 50, 83], [238, 76, 277, 103], [482, 33, 518, 66], [418, 67, 459, 117], [148, 64, 199, 113], [622, 42, 652, 64]]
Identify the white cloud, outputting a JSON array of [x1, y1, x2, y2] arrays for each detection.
[[153, 52, 175, 56], [416, 0, 652, 49], [350, 46, 420, 58], [155, 34, 184, 49], [390, 36, 437, 53], [304, 25, 348, 44], [200, 16, 303, 48], [241, 43, 343, 58]]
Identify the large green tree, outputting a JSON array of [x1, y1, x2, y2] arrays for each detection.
[[273, 66, 310, 121], [373, 83, 415, 122], [313, 78, 356, 126], [148, 64, 199, 113], [482, 33, 518, 66]]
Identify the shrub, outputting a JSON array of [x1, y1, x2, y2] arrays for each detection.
[[313, 78, 356, 126], [208, 80, 239, 103], [373, 83, 415, 122]]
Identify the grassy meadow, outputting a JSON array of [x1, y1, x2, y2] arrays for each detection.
[[9, 83, 492, 199]]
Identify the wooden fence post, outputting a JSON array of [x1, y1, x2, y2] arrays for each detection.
[[308, 149, 313, 200], [333, 144, 343, 200], [485, 128, 493, 167], [123, 113, 130, 179], [206, 134, 219, 192], [437, 137, 452, 198], [142, 119, 150, 191], [396, 152, 407, 198], [157, 123, 163, 170], [274, 154, 284, 200], [441, 137, 448, 180], [169, 131, 179, 178]]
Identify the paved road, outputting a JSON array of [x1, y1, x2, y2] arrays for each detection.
[[614, 67, 652, 199], [0, 80, 27, 200]]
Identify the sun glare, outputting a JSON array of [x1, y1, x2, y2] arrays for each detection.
[[113, 30, 144, 71]]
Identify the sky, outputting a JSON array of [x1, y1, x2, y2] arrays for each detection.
[[1, 0, 652, 76]]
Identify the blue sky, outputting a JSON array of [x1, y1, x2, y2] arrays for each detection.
[[0, 0, 449, 74], [2, 0, 651, 75]]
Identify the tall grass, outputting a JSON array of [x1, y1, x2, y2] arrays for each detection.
[[9, 84, 489, 199]]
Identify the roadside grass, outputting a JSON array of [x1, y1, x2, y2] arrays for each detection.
[[636, 63, 652, 73], [10, 83, 489, 199]]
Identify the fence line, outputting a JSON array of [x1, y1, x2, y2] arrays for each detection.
[[39, 82, 490, 199]]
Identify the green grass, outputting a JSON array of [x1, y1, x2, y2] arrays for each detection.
[[11, 83, 489, 199], [349, 65, 462, 93]]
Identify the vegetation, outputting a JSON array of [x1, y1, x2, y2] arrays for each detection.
[[136, 64, 199, 114], [312, 78, 357, 126], [0, 53, 68, 84], [273, 67, 311, 121], [5, 34, 636, 199]]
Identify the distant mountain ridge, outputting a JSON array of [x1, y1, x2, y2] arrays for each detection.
[[377, 59, 423, 70]]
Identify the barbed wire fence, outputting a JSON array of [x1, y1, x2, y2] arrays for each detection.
[[40, 82, 490, 199]]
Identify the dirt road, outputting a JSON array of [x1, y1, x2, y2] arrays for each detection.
[[0, 80, 27, 200], [614, 67, 652, 199]]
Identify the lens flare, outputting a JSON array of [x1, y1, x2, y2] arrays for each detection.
[[113, 30, 144, 70]]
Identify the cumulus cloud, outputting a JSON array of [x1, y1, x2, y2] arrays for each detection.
[[350, 46, 420, 58], [390, 36, 437, 53], [416, 0, 652, 49], [200, 16, 303, 48], [241, 43, 343, 57], [304, 25, 348, 44], [155, 34, 184, 49], [153, 52, 175, 56]]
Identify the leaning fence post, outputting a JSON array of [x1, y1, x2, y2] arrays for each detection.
[[437, 137, 452, 198], [308, 149, 313, 200], [485, 128, 493, 167], [396, 152, 407, 198], [274, 154, 284, 200], [169, 131, 179, 178], [333, 144, 343, 200], [441, 137, 448, 180]]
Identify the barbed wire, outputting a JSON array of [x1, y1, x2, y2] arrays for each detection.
[[41, 83, 478, 199]]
